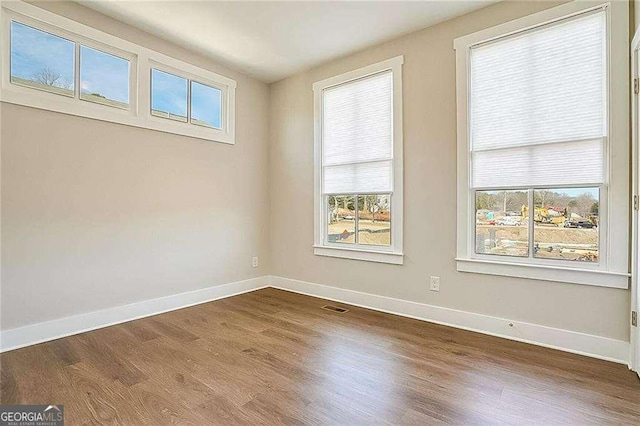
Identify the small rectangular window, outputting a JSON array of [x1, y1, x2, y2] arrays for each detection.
[[190, 81, 222, 129], [80, 45, 130, 109], [475, 190, 529, 257], [10, 21, 75, 97], [533, 188, 599, 262], [151, 68, 187, 122]]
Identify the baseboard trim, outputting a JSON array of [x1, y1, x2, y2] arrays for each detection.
[[2, 274, 629, 364], [0, 276, 269, 353], [269, 276, 629, 365]]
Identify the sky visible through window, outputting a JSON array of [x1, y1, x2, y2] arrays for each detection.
[[151, 68, 187, 120], [11, 21, 221, 126], [80, 46, 129, 104], [191, 81, 222, 129], [151, 69, 221, 128], [10, 21, 75, 92]]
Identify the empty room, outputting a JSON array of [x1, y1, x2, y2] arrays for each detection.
[[1, 0, 640, 424]]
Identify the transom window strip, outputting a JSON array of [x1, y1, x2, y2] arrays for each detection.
[[3, 1, 236, 144], [10, 21, 132, 108]]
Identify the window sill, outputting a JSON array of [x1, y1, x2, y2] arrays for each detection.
[[313, 245, 404, 265], [455, 258, 629, 289], [0, 90, 235, 144]]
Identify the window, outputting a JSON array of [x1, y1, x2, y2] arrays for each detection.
[[532, 188, 599, 262], [10, 21, 75, 97], [455, 2, 630, 288], [10, 21, 127, 109], [475, 190, 529, 258], [80, 45, 130, 109], [149, 69, 224, 130], [191, 81, 222, 129], [313, 56, 403, 265], [1, 1, 236, 144], [151, 69, 187, 122]]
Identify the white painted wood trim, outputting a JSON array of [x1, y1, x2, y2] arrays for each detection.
[[0, 1, 236, 144], [312, 55, 403, 92], [630, 26, 640, 374], [1, 275, 629, 365], [453, 1, 609, 50], [456, 258, 629, 289], [269, 275, 629, 365], [0, 276, 269, 353], [313, 245, 403, 265]]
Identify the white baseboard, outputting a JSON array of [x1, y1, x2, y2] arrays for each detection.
[[0, 276, 269, 353], [2, 274, 629, 365], [269, 276, 630, 365]]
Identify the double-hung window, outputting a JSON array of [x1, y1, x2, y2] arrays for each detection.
[[313, 56, 404, 265], [454, 2, 629, 288]]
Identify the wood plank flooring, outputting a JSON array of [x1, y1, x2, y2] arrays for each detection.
[[1, 287, 639, 425]]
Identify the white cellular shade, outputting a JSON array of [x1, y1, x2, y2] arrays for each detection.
[[322, 71, 393, 194], [472, 139, 603, 188], [323, 160, 392, 194], [469, 11, 606, 188]]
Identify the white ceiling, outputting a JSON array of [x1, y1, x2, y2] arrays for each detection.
[[79, 1, 496, 83]]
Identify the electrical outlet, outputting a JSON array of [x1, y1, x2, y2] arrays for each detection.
[[429, 276, 440, 292], [252, 256, 259, 268]]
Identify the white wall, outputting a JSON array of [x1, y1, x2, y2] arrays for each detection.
[[1, 1, 271, 330], [268, 0, 631, 342]]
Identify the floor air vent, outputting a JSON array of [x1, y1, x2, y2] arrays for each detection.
[[321, 305, 349, 313]]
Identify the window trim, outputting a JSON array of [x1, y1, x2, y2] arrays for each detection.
[[0, 1, 236, 144], [454, 1, 629, 288], [312, 56, 404, 265]]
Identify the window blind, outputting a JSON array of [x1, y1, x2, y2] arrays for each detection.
[[469, 10, 606, 189], [322, 71, 393, 194]]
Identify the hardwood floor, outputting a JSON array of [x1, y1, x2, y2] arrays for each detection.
[[2, 287, 639, 424]]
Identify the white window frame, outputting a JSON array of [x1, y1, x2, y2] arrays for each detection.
[[0, 1, 236, 144], [454, 1, 629, 288], [312, 56, 404, 265]]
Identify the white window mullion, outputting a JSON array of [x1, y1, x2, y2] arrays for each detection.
[[528, 189, 534, 259], [355, 194, 360, 245], [74, 41, 80, 99]]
